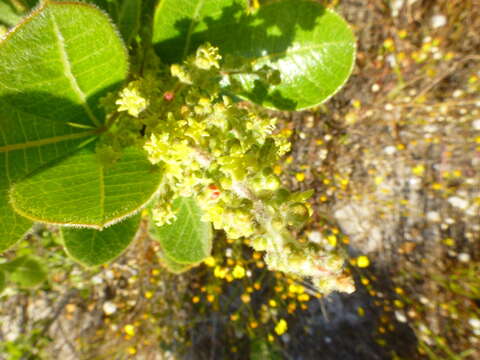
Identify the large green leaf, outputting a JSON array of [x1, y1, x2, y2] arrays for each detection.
[[153, 0, 248, 63], [118, 0, 142, 46], [10, 147, 161, 228], [251, 339, 282, 360], [150, 197, 212, 264], [0, 0, 23, 27], [153, 0, 355, 110], [160, 253, 194, 274], [87, 0, 142, 45], [0, 1, 128, 250], [227, 0, 356, 110], [0, 270, 5, 294], [62, 214, 141, 267], [1, 255, 48, 288]]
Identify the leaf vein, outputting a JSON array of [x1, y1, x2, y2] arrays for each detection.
[[50, 11, 100, 127]]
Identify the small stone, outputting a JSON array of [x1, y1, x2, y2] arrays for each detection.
[[409, 177, 422, 189], [386, 55, 396, 67], [307, 231, 322, 244], [391, 0, 404, 17], [103, 301, 117, 315], [424, 125, 438, 133], [473, 119, 480, 130], [426, 211, 441, 222], [458, 253, 470, 263], [453, 89, 463, 98], [466, 205, 478, 217], [419, 296, 429, 305], [469, 318, 480, 336], [395, 310, 407, 323], [91, 275, 103, 285], [431, 14, 447, 28], [448, 196, 469, 210], [384, 146, 396, 155]]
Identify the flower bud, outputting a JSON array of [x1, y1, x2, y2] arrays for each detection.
[[286, 202, 310, 227]]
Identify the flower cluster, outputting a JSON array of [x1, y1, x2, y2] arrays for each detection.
[[103, 43, 352, 293]]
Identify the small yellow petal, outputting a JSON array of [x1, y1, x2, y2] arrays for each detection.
[[124, 324, 135, 336], [204, 256, 216, 267], [356, 255, 370, 268], [275, 319, 288, 335], [232, 265, 246, 279]]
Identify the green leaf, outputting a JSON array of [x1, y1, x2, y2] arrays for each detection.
[[118, 0, 142, 45], [87, 0, 141, 45], [2, 255, 47, 288], [10, 146, 161, 228], [85, 0, 118, 16], [0, 270, 5, 294], [0, 0, 23, 27], [160, 253, 194, 274], [23, 0, 39, 8], [150, 197, 212, 264], [0, 1, 128, 250], [153, 0, 248, 63], [228, 0, 356, 110], [153, 0, 355, 110], [251, 339, 282, 360], [0, 190, 32, 252], [1, 1, 128, 127], [62, 214, 141, 267]]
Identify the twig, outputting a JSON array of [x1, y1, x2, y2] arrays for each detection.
[[19, 295, 29, 335], [35, 289, 79, 345], [413, 55, 480, 102], [57, 318, 80, 359]]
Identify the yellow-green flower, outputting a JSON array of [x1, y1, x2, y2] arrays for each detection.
[[204, 256, 216, 267], [116, 85, 148, 117], [124, 324, 135, 336], [194, 43, 221, 70], [214, 266, 228, 279], [232, 265, 246, 279], [274, 319, 288, 335], [356, 255, 370, 268]]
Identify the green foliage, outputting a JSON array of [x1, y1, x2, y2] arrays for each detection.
[[151, 197, 212, 265], [86, 0, 142, 46], [0, 269, 5, 293], [0, 0, 23, 27], [153, 0, 248, 62], [0, 0, 128, 249], [251, 339, 282, 360], [117, 0, 142, 45], [62, 213, 141, 266], [1, 255, 47, 288], [153, 0, 355, 110], [160, 253, 195, 274], [0, 0, 355, 292], [0, 328, 51, 360], [10, 146, 161, 228]]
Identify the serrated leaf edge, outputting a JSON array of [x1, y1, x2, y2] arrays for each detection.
[[61, 215, 142, 268]]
